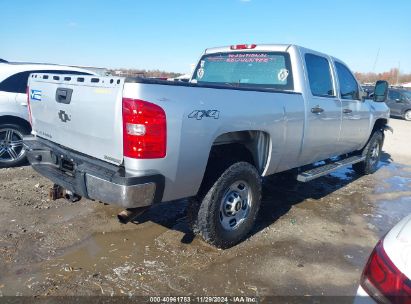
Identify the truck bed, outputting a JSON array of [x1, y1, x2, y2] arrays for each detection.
[[28, 73, 305, 202]]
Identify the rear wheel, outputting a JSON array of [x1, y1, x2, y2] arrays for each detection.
[[352, 131, 383, 175], [404, 110, 411, 121], [0, 123, 30, 168], [188, 162, 262, 249]]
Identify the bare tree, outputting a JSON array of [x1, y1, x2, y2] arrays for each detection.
[[355, 68, 411, 85]]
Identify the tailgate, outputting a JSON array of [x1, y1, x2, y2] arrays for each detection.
[[28, 73, 125, 165]]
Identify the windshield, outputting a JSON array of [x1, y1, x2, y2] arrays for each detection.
[[191, 52, 293, 91]]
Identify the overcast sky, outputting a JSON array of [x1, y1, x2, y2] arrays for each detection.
[[1, 0, 410, 73]]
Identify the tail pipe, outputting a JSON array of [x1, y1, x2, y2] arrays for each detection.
[[49, 184, 148, 222], [49, 184, 82, 202], [117, 207, 148, 224]]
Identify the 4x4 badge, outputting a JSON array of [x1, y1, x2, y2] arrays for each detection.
[[188, 110, 220, 120], [58, 110, 71, 123]]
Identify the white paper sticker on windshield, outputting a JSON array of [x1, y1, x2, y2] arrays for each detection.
[[278, 69, 289, 82], [197, 68, 205, 79]]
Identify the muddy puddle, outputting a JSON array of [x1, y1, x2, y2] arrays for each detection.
[[1, 160, 411, 296]]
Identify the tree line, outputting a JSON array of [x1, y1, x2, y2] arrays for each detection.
[[108, 67, 411, 85], [108, 68, 181, 78], [355, 68, 411, 85]]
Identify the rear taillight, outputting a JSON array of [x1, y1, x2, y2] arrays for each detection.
[[122, 98, 166, 159], [26, 86, 32, 126], [361, 239, 411, 304], [230, 44, 257, 50]]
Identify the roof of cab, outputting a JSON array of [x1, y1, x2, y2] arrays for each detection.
[[0, 62, 96, 82], [204, 44, 342, 62], [204, 44, 294, 54]]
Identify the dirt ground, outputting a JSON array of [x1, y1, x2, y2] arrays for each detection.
[[0, 119, 410, 298]]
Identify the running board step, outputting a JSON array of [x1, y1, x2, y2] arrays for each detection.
[[297, 155, 365, 182]]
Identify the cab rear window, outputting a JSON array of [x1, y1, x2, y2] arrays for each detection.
[[191, 52, 293, 91]]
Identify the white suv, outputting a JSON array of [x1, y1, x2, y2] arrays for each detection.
[[0, 61, 95, 167]]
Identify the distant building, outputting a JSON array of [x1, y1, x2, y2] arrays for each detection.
[[111, 70, 145, 77], [168, 74, 189, 82]]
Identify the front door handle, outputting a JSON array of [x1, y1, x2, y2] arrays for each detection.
[[311, 106, 324, 114], [343, 109, 353, 114]]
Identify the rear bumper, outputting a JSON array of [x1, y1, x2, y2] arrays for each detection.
[[23, 136, 164, 208]]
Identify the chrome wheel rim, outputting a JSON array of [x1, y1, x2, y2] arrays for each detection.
[[219, 180, 252, 231], [0, 128, 25, 164], [405, 111, 411, 121], [369, 141, 380, 166]]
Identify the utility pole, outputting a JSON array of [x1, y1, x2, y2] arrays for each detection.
[[372, 48, 380, 74]]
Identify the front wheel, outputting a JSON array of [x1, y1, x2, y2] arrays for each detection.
[[404, 110, 411, 121], [188, 162, 262, 249], [352, 131, 383, 175], [0, 123, 29, 168]]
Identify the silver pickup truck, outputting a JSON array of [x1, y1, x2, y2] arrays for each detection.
[[24, 44, 390, 248]]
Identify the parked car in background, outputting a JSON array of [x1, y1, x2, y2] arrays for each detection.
[[355, 214, 411, 303], [0, 62, 95, 167], [385, 88, 411, 121], [362, 85, 375, 98]]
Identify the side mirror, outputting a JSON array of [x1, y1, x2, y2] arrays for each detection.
[[373, 80, 389, 102]]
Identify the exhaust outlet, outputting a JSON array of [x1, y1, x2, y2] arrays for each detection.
[[48, 184, 81, 202], [117, 207, 148, 224], [64, 190, 82, 203]]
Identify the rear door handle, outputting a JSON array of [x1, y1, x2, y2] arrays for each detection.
[[311, 106, 324, 114], [343, 109, 353, 114]]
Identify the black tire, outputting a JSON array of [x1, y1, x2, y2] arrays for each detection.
[[404, 110, 411, 121], [352, 131, 383, 175], [188, 162, 262, 249], [0, 123, 30, 168]]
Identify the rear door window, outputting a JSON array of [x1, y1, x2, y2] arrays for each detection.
[[388, 90, 401, 101], [335, 62, 360, 100], [305, 53, 335, 97], [0, 71, 31, 94], [191, 52, 294, 90], [402, 91, 411, 102]]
